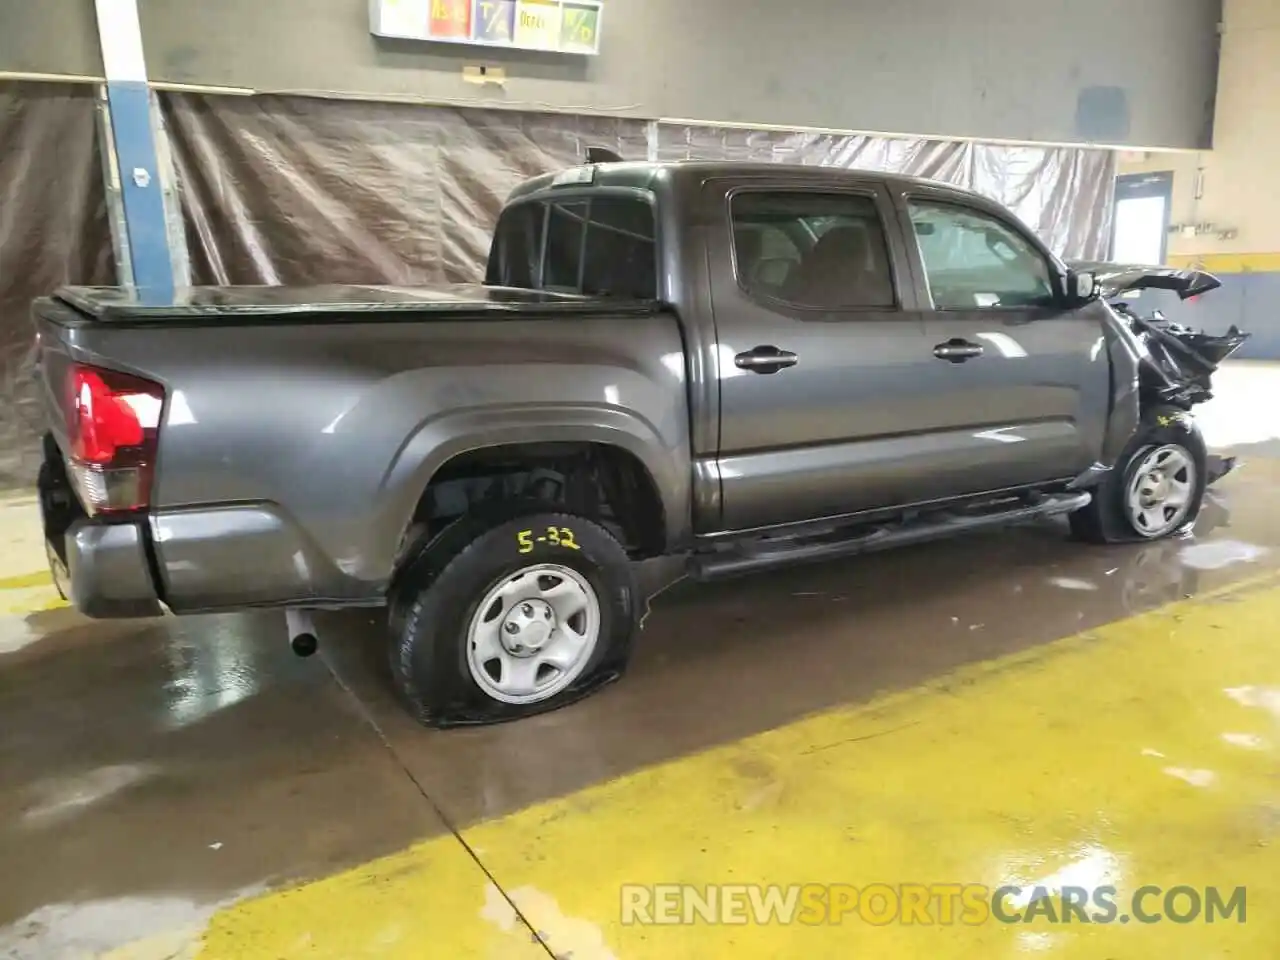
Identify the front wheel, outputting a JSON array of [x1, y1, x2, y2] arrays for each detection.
[[1069, 407, 1207, 544], [389, 511, 638, 726]]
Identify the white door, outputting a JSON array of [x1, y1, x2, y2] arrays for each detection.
[[1112, 172, 1173, 265]]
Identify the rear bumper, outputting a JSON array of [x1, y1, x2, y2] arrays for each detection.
[[48, 502, 376, 619], [63, 518, 164, 619], [39, 434, 164, 620]]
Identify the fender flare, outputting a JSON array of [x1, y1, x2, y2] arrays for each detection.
[[373, 403, 691, 569]]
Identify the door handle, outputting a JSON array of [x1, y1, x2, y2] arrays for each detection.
[[933, 338, 984, 363], [735, 345, 799, 374]]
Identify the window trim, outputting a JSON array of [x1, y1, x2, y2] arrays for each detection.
[[543, 198, 591, 293], [726, 185, 903, 314], [903, 195, 1063, 312]]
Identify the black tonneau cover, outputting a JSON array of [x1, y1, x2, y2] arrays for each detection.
[[51, 283, 660, 324]]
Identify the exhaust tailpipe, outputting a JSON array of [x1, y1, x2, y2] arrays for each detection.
[[285, 608, 319, 658]]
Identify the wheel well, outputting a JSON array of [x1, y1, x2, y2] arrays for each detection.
[[405, 442, 667, 559]]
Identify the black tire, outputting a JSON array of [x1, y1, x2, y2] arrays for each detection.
[[389, 510, 638, 727], [1069, 406, 1208, 544]]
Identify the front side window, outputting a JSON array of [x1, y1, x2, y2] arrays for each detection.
[[908, 200, 1055, 309]]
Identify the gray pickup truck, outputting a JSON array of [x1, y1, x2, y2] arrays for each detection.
[[33, 159, 1246, 725]]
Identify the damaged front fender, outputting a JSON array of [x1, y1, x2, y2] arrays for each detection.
[[1071, 258, 1251, 410]]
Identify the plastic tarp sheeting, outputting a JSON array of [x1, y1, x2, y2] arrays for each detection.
[[655, 125, 1116, 260], [160, 93, 650, 285], [0, 82, 115, 490], [161, 94, 1116, 288]]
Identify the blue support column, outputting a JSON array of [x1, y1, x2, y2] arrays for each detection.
[[94, 0, 175, 301]]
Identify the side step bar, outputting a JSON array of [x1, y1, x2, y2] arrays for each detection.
[[690, 491, 1092, 582]]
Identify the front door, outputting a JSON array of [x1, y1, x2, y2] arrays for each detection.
[[708, 180, 943, 532], [893, 191, 1112, 496]]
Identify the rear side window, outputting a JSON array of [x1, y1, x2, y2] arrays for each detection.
[[487, 202, 543, 288], [544, 201, 588, 292], [582, 197, 656, 299], [731, 192, 896, 309], [486, 194, 657, 298]]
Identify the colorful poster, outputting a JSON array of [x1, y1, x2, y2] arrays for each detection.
[[474, 0, 517, 43], [377, 0, 431, 39], [373, 0, 600, 51], [429, 0, 471, 38], [559, 2, 599, 52], [513, 0, 562, 51]]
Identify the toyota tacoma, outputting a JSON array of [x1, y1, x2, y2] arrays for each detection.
[[33, 159, 1246, 725]]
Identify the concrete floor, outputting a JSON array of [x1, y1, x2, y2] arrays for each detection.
[[2, 362, 1280, 959]]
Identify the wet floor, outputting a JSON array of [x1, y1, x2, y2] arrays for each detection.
[[2, 362, 1279, 958]]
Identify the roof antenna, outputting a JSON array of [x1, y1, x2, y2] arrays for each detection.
[[585, 146, 624, 164]]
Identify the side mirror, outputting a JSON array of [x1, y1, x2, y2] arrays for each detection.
[[1065, 269, 1100, 306]]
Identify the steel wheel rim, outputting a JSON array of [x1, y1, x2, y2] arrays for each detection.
[[1124, 444, 1197, 539], [465, 563, 601, 705]]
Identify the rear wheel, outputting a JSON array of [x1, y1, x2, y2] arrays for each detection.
[[389, 510, 638, 725], [464, 561, 602, 704], [1069, 407, 1207, 544]]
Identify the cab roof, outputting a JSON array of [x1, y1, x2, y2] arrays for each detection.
[[506, 159, 980, 203]]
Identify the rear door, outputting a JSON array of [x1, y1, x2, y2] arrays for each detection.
[[707, 178, 944, 532], [889, 187, 1112, 494]]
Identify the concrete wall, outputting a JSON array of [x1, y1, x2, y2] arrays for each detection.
[[2, 0, 1220, 148], [0, 0, 102, 77], [1119, 0, 1280, 358]]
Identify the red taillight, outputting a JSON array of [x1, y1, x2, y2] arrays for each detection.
[[64, 363, 164, 515]]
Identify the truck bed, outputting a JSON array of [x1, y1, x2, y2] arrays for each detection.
[[49, 283, 663, 326], [35, 282, 691, 615]]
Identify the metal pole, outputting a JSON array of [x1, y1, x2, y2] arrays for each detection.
[[92, 0, 181, 298]]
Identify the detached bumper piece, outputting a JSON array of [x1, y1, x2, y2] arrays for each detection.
[[1206, 454, 1238, 487]]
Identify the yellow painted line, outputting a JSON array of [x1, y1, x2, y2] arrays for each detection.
[[197, 844, 551, 959], [181, 575, 1280, 959], [0, 575, 66, 616], [3, 593, 69, 616], [1167, 251, 1280, 273], [102, 929, 204, 960], [0, 570, 54, 591], [0, 570, 68, 616]]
